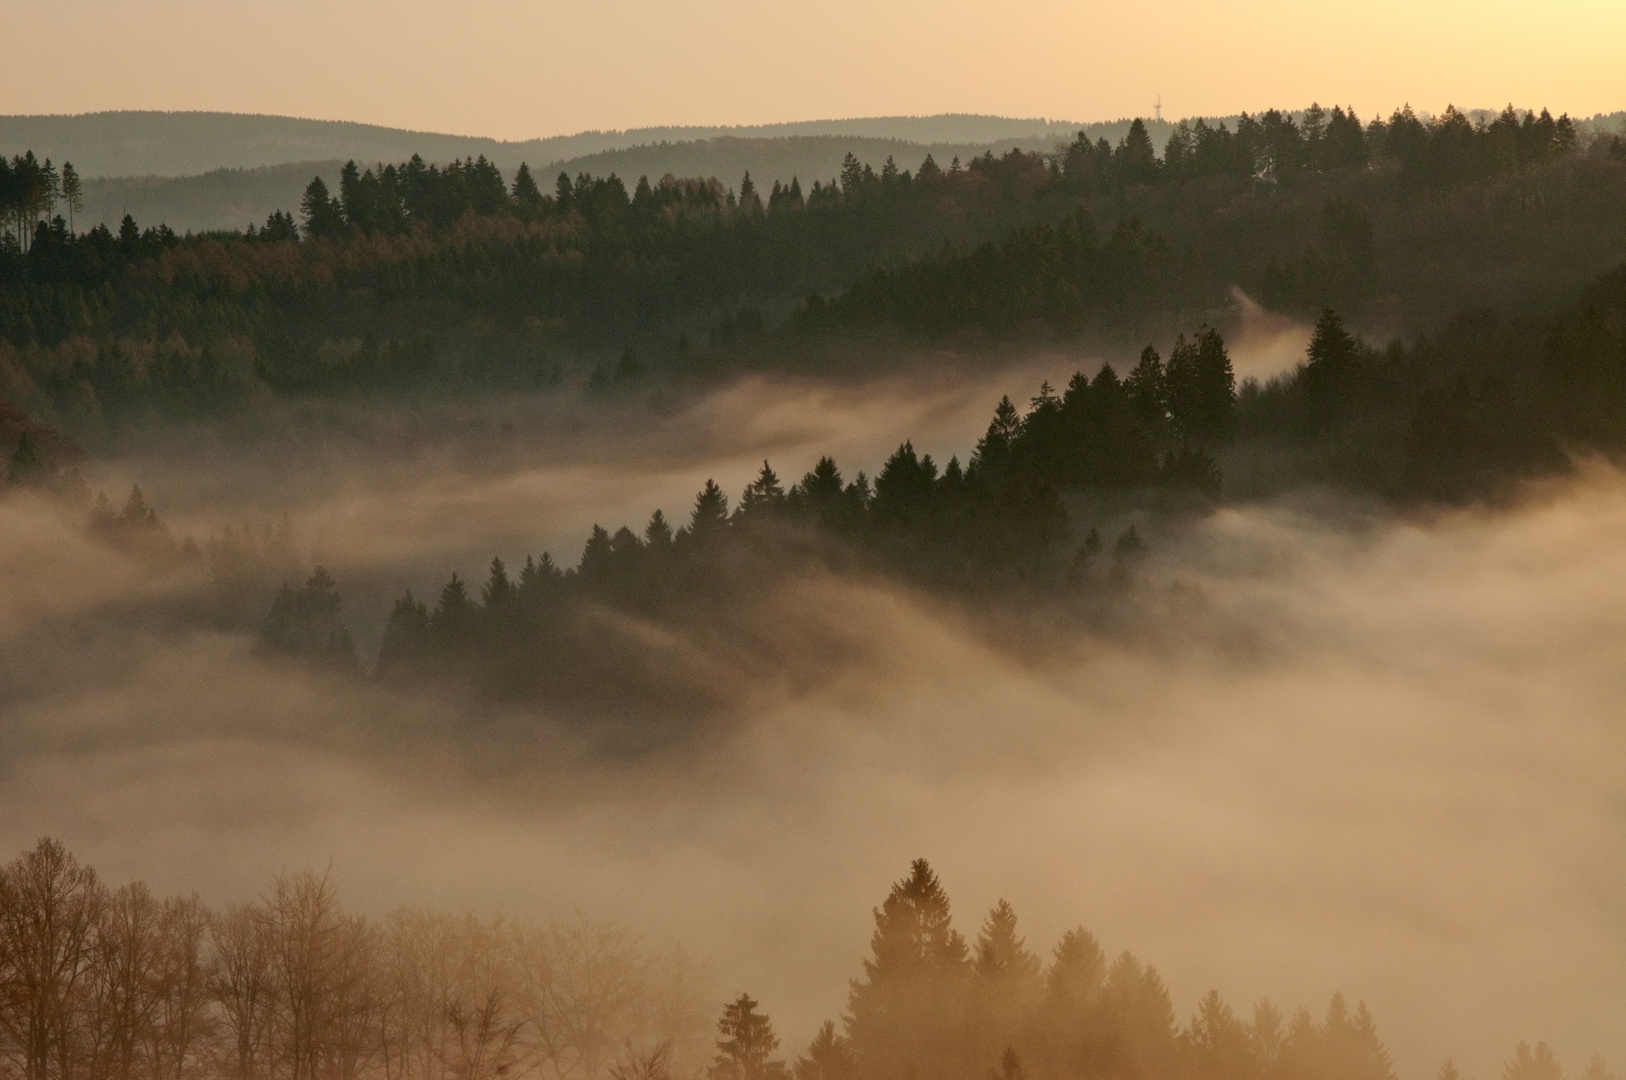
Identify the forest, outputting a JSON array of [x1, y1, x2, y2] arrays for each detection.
[[0, 840, 1604, 1080], [6, 256, 1626, 715], [0, 104, 1622, 437], [1, 98, 1624, 1080]]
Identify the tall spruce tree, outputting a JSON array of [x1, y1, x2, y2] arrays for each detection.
[[1302, 309, 1360, 432], [710, 994, 786, 1080], [846, 860, 970, 1080], [299, 176, 345, 239]]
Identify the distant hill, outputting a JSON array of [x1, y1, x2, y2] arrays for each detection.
[[67, 124, 1177, 235], [80, 162, 341, 235], [27, 108, 1626, 235], [0, 110, 1105, 179]]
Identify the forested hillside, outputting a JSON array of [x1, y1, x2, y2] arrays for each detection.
[[0, 102, 1622, 498]]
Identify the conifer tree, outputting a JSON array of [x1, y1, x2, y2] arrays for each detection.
[[741, 461, 785, 513], [377, 591, 431, 676], [1044, 927, 1106, 1011], [710, 994, 785, 1080], [1302, 309, 1360, 432], [259, 567, 358, 671], [972, 397, 1024, 479], [431, 573, 473, 640], [971, 901, 1042, 1065], [1125, 346, 1168, 431], [59, 162, 81, 233], [794, 1022, 854, 1080], [689, 480, 729, 536], [299, 176, 344, 239], [481, 557, 513, 609], [511, 162, 544, 209], [974, 900, 1041, 991], [1504, 1042, 1564, 1080], [1116, 119, 1160, 185], [1187, 991, 1258, 1080], [5, 432, 48, 486], [644, 509, 674, 550], [846, 860, 969, 1079]]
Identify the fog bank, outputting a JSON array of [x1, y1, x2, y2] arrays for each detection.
[[1, 383, 1622, 1080]]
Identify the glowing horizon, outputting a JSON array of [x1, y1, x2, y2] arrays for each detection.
[[10, 0, 1624, 142]]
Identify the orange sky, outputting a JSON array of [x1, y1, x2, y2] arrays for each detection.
[[13, 0, 1625, 138]]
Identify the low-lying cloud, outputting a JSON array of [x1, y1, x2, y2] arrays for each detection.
[[1, 379, 1622, 1080]]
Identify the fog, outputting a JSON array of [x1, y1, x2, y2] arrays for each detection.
[[2, 367, 1622, 1080]]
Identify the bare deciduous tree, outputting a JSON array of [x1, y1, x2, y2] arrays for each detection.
[[0, 839, 107, 1080]]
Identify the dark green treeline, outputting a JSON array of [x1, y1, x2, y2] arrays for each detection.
[[1, 103, 1623, 429]]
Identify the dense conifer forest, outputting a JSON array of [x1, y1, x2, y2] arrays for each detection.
[[0, 103, 1623, 437], [2, 99, 1626, 716], [1, 101, 1623, 1080]]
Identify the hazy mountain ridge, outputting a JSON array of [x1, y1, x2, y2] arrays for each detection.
[[74, 135, 1080, 235], [24, 108, 1624, 234], [0, 110, 1099, 179]]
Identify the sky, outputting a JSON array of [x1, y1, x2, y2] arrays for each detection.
[[10, 0, 1625, 139]]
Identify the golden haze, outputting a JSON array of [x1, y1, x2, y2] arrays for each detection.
[[8, 0, 1623, 139]]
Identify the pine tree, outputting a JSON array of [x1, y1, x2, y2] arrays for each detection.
[[972, 397, 1024, 478], [840, 154, 864, 193], [1116, 119, 1160, 185], [794, 1022, 854, 1080], [873, 442, 938, 524], [1302, 308, 1361, 432], [1125, 346, 1168, 431], [59, 162, 82, 233], [741, 461, 785, 513], [377, 590, 431, 676], [846, 859, 970, 1079], [6, 432, 48, 485], [738, 172, 763, 216], [431, 573, 473, 641], [1166, 330, 1235, 442], [1504, 1043, 1563, 1080], [972, 901, 1042, 1065], [481, 557, 513, 609], [300, 176, 344, 239], [580, 525, 614, 585], [261, 210, 300, 242], [1094, 953, 1178, 1080], [1044, 926, 1106, 1022], [1194, 327, 1237, 441], [644, 509, 674, 550], [796, 457, 844, 506], [1188, 991, 1258, 1080], [259, 567, 358, 671], [974, 900, 1041, 990], [710, 994, 786, 1080], [511, 162, 544, 209], [689, 480, 730, 536]]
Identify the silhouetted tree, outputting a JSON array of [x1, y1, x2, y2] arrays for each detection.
[[710, 994, 785, 1080]]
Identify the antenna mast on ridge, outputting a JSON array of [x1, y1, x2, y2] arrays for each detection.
[[1154, 95, 1163, 122]]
